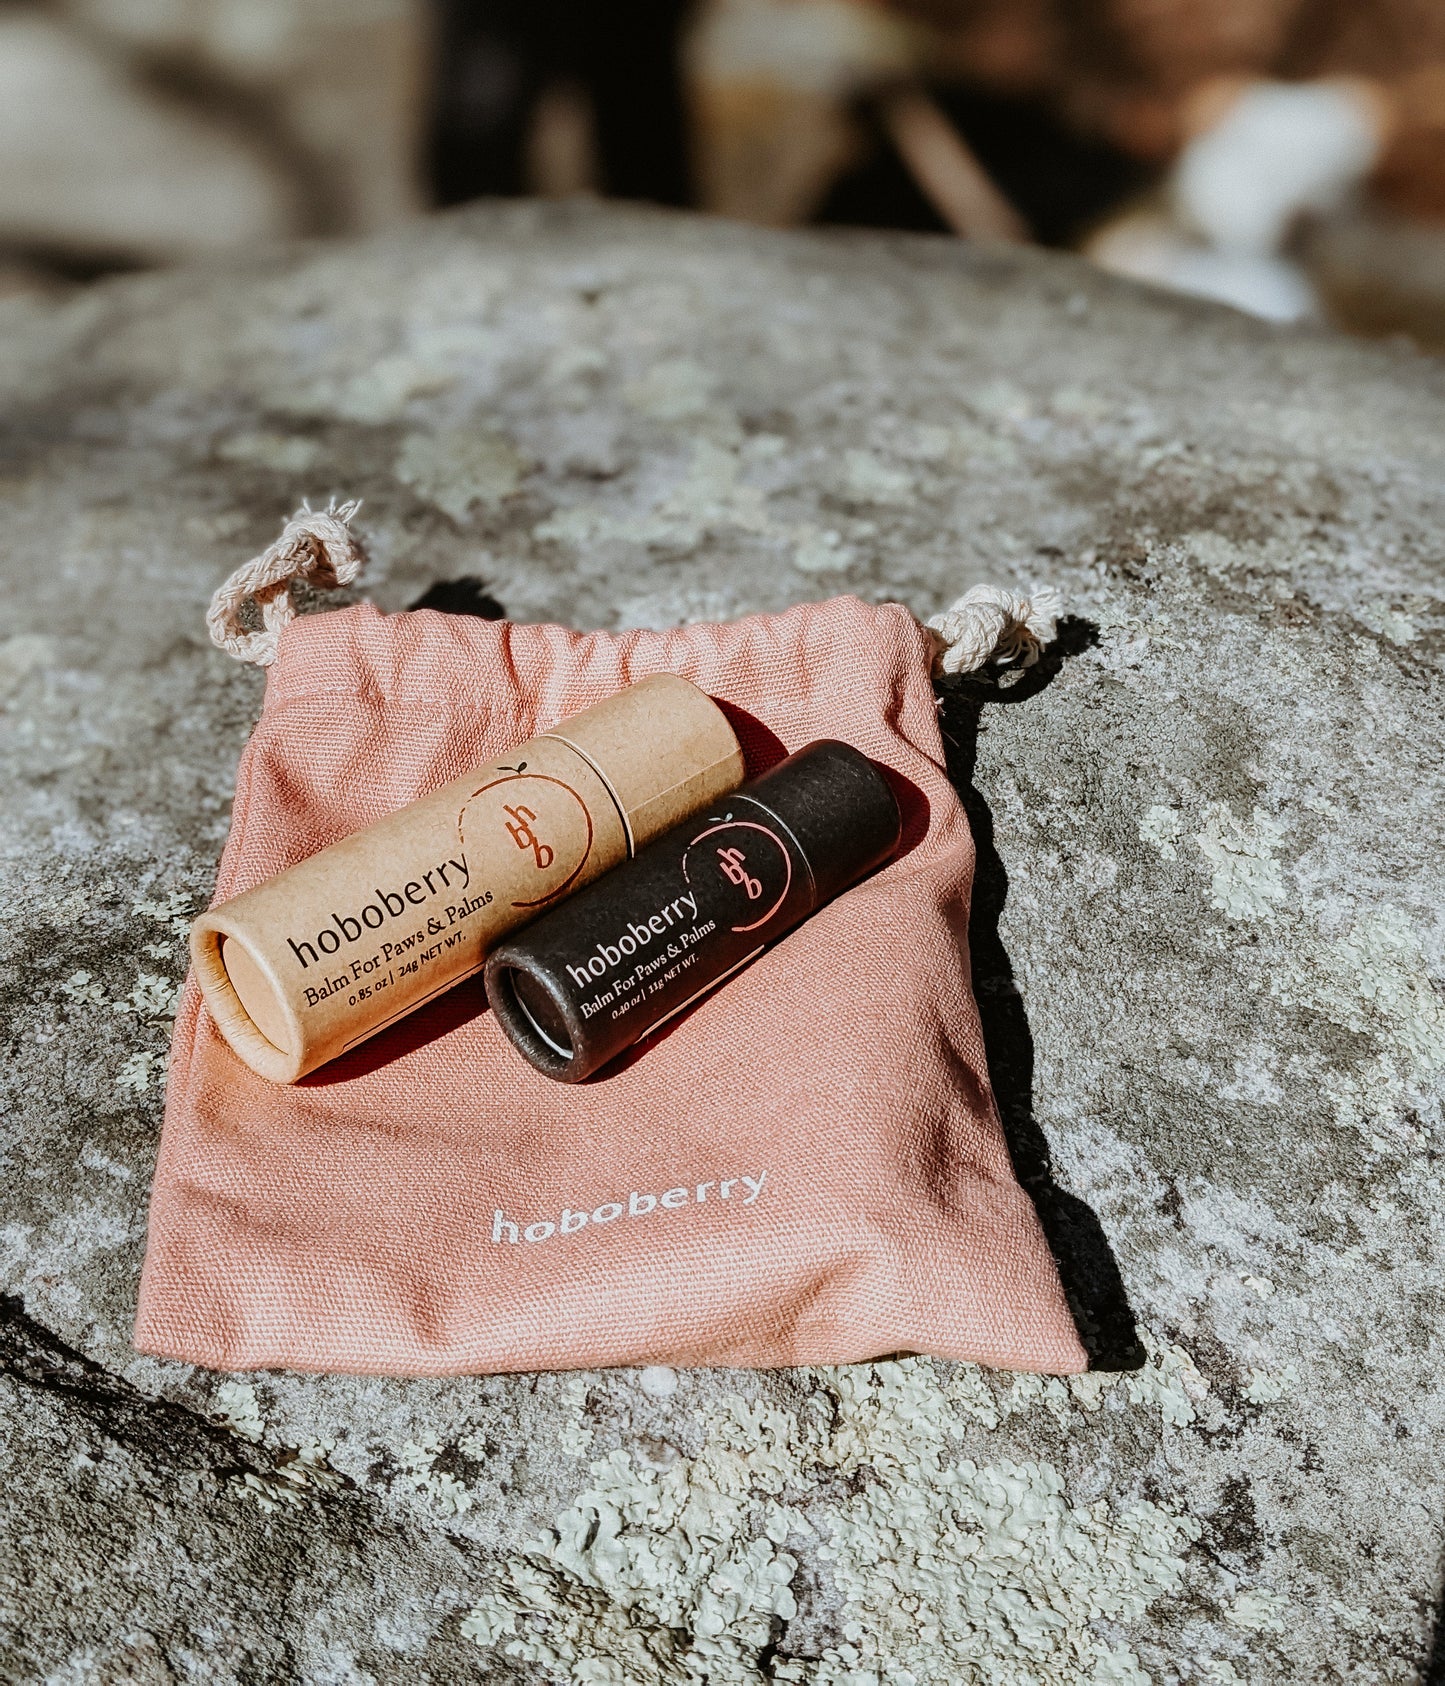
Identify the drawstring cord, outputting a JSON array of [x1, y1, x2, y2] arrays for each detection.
[[925, 583, 1063, 675], [207, 499, 366, 667], [208, 499, 1060, 675]]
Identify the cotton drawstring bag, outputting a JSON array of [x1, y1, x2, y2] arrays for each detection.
[[135, 507, 1086, 1376]]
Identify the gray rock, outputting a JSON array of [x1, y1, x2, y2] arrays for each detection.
[[2, 201, 1442, 1684]]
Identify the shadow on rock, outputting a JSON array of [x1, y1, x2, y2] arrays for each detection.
[[1424, 1584, 1445, 1685], [938, 616, 1144, 1372], [409, 576, 508, 619]]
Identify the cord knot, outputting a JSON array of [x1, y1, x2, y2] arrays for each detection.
[[925, 584, 1063, 676], [207, 498, 366, 667]]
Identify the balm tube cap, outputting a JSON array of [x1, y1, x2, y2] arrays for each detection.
[[740, 739, 903, 907]]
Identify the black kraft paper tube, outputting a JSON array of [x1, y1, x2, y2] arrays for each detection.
[[484, 740, 902, 1081]]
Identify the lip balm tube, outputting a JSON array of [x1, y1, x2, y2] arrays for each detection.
[[484, 739, 902, 1082], [190, 675, 744, 1082]]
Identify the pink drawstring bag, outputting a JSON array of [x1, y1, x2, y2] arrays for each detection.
[[136, 522, 1085, 1377]]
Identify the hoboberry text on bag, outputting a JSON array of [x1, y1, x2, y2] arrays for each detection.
[[493, 1171, 767, 1245]]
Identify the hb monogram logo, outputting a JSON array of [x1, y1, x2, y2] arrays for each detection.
[[503, 803, 554, 870], [458, 769, 594, 910], [716, 845, 762, 900], [683, 819, 792, 933]]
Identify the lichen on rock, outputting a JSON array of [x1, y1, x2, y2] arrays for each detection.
[[465, 1360, 1198, 1686]]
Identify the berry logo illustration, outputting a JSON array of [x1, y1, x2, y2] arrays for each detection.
[[683, 819, 791, 932], [458, 765, 594, 909]]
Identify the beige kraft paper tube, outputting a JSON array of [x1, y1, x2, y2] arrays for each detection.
[[190, 676, 744, 1083]]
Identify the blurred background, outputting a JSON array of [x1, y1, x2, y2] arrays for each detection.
[[3, 0, 1444, 345]]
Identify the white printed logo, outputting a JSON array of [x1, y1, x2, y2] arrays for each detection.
[[492, 1171, 767, 1245]]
